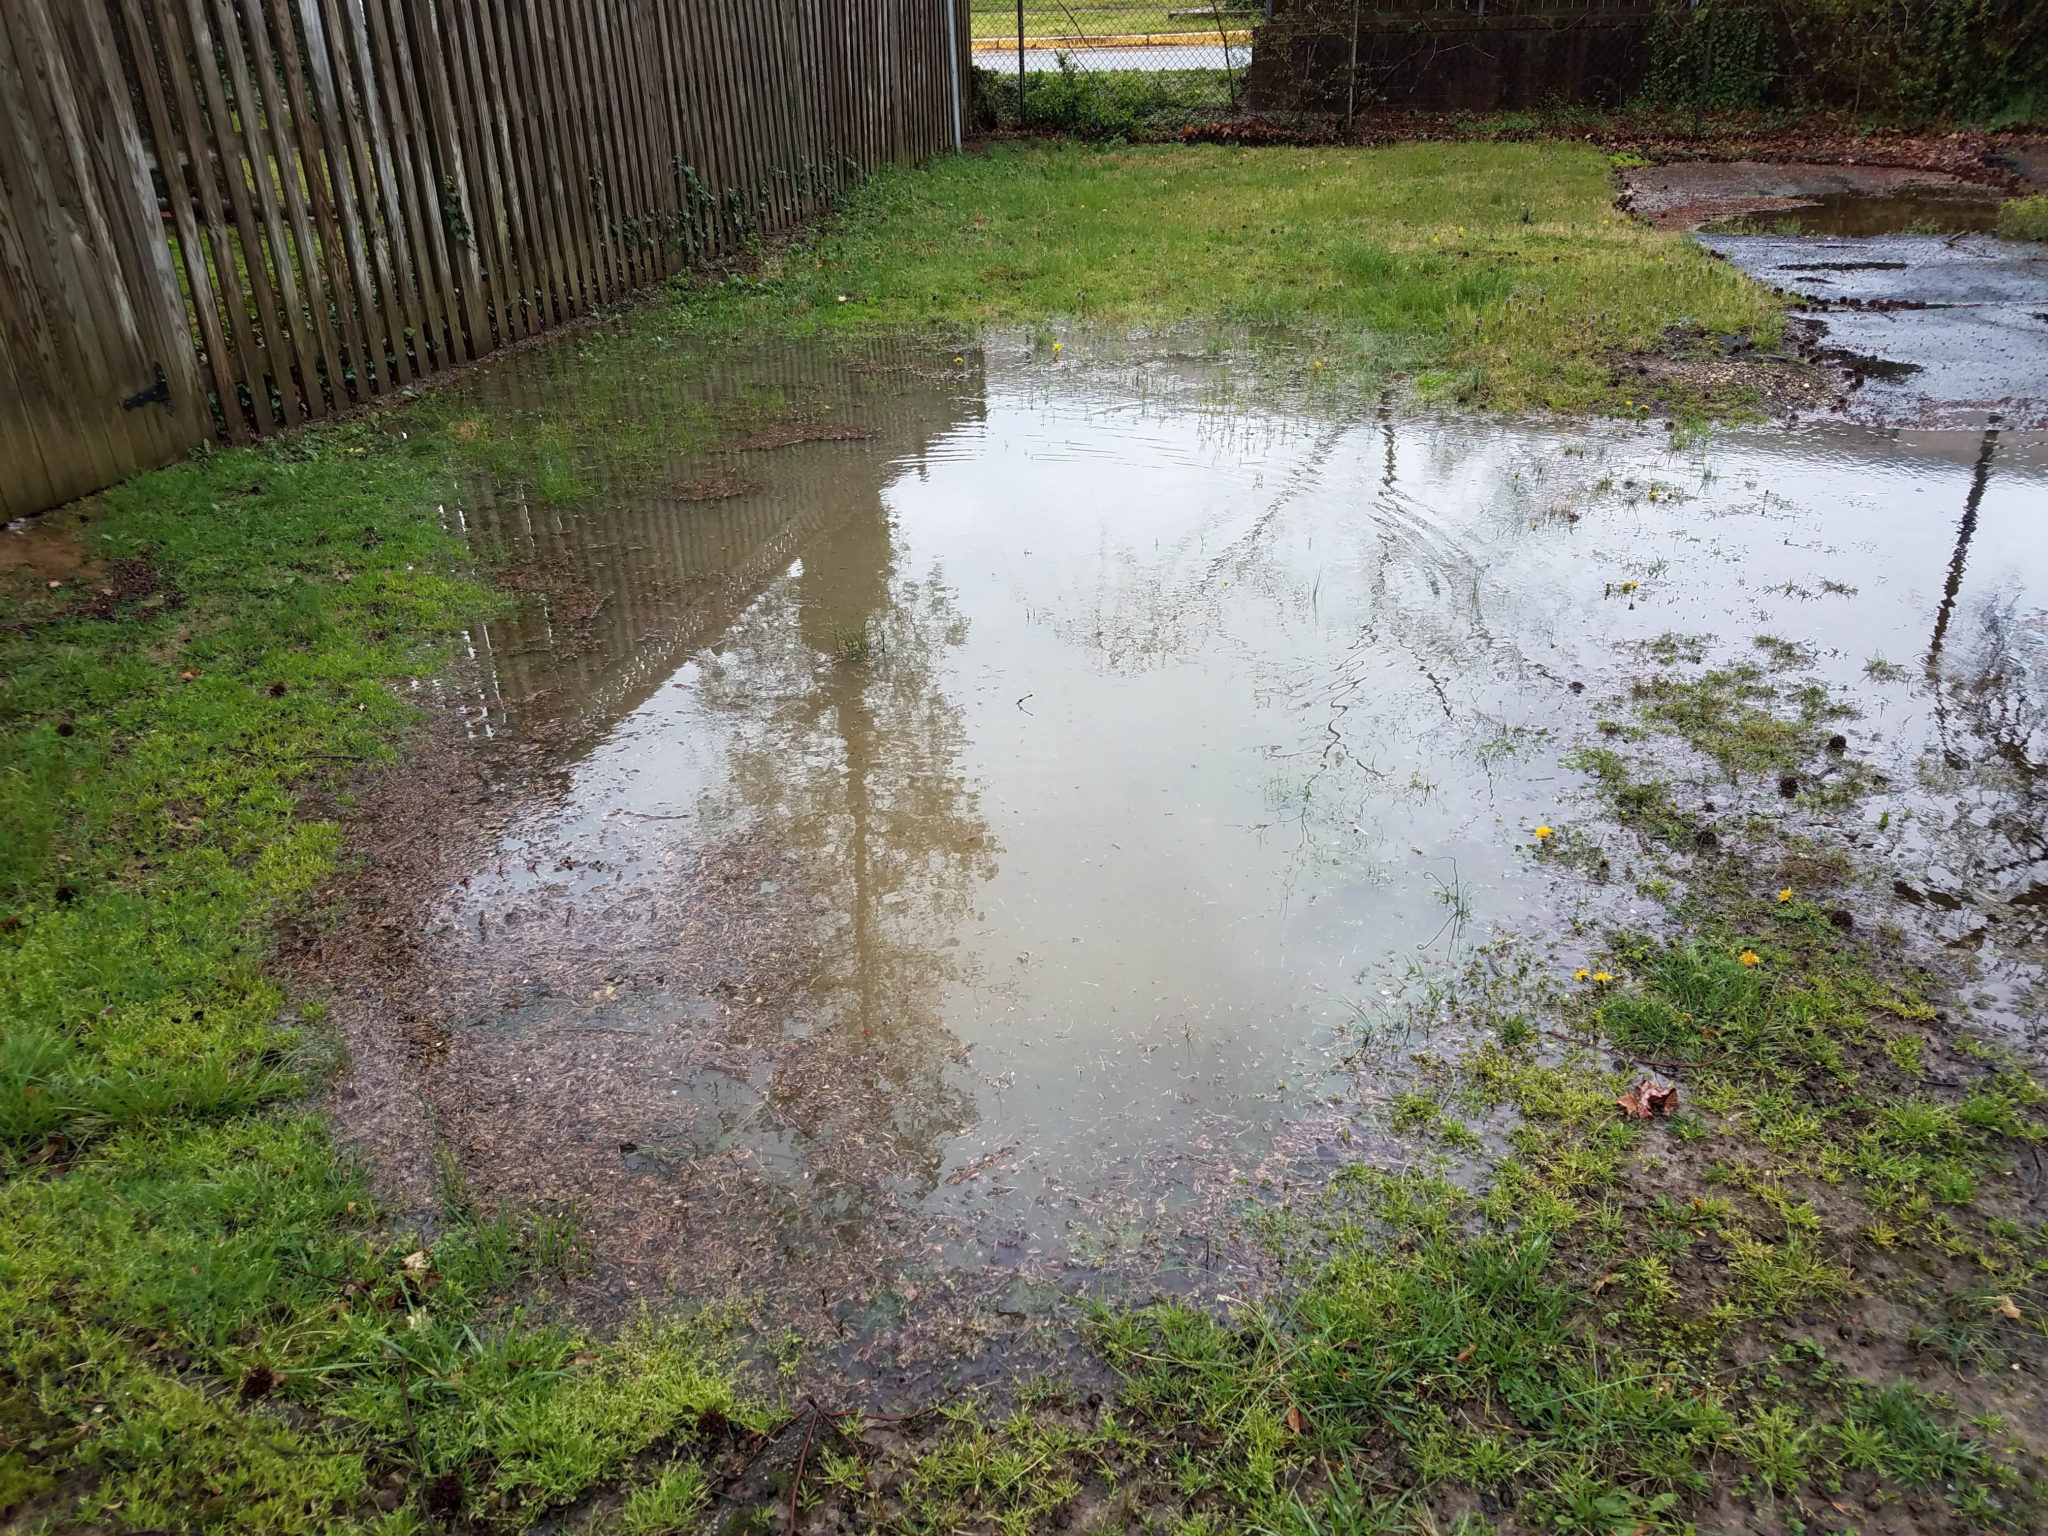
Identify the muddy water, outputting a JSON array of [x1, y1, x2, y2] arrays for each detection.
[[1698, 187, 2007, 237], [378, 340, 2048, 1380], [1699, 231, 2048, 426]]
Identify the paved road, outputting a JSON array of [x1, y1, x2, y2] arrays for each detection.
[[1702, 232, 2048, 428]]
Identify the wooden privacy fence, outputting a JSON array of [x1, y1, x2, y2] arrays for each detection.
[[0, 0, 968, 519]]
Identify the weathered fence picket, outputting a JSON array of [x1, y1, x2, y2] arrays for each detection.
[[0, 0, 212, 511], [0, 0, 970, 519]]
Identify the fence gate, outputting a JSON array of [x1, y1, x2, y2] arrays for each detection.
[[0, 0, 209, 520]]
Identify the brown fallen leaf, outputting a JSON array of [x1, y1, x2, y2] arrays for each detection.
[[178, 668, 201, 681], [567, 1352, 599, 1368], [1615, 1078, 1679, 1119], [1453, 1345, 1475, 1364], [1285, 1405, 1305, 1434], [400, 1250, 430, 1273], [1992, 1296, 2021, 1321], [1592, 1272, 1622, 1295]]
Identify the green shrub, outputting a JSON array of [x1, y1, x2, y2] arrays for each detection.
[[1640, 0, 2048, 121], [1997, 193, 2048, 240], [972, 62, 1238, 137]]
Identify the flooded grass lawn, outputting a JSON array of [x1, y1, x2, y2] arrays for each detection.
[[5, 140, 2048, 1533], [352, 338, 2048, 1338], [329, 331, 2048, 1527]]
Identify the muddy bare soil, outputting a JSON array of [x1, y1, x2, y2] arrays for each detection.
[[1174, 115, 2047, 192], [1, 507, 102, 592], [298, 729, 1098, 1395]]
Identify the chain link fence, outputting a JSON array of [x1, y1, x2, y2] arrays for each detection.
[[1250, 0, 1654, 120], [969, 1, 1268, 131], [969, 0, 2048, 134], [966, 0, 1659, 133]]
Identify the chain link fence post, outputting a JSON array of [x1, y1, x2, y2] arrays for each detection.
[[1345, 0, 1361, 133]]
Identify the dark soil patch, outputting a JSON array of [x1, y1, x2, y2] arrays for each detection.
[[1620, 160, 2009, 233], [1599, 126, 2040, 194], [717, 423, 878, 453], [1611, 320, 1841, 417], [75, 557, 184, 623], [1158, 115, 2043, 201], [0, 540, 183, 636], [671, 473, 756, 502]]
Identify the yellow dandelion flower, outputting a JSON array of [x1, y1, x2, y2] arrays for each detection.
[[1573, 968, 1590, 982], [1533, 825, 1554, 840], [1739, 949, 1761, 967], [1591, 971, 1613, 984], [1777, 888, 1792, 903]]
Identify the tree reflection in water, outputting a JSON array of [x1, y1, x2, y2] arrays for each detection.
[[1924, 590, 2048, 959], [327, 343, 1007, 1318], [694, 499, 996, 1231]]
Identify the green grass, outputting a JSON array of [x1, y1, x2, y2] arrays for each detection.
[[1997, 194, 2048, 241], [5, 139, 2031, 1533], [1092, 1175, 2015, 1534], [1, 437, 469, 1151], [0, 425, 761, 1530], [674, 139, 1788, 413]]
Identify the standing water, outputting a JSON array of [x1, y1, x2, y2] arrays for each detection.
[[345, 338, 2048, 1384]]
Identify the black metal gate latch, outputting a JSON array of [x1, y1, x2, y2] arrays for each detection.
[[122, 363, 170, 412]]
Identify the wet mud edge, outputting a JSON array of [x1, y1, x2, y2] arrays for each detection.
[[286, 711, 1189, 1402]]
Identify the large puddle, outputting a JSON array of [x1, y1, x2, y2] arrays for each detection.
[[356, 337, 2048, 1382], [1698, 187, 2007, 237]]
